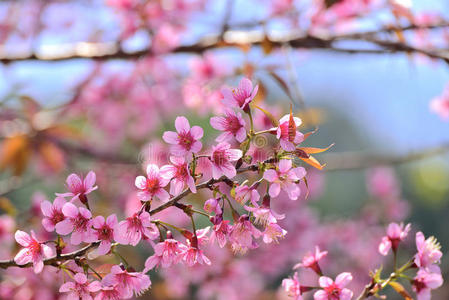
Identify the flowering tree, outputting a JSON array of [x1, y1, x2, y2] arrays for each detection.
[[0, 0, 448, 299]]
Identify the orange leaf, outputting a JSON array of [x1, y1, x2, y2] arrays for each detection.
[[253, 105, 279, 127], [38, 141, 65, 172], [288, 104, 296, 142], [389, 282, 412, 300], [252, 83, 266, 105], [95, 264, 116, 278], [303, 127, 318, 141], [300, 155, 326, 170], [0, 135, 31, 175], [298, 143, 334, 154]]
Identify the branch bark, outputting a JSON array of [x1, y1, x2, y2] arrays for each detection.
[[1, 23, 449, 63]]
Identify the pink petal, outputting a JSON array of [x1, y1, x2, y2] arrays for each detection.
[[279, 114, 290, 124], [227, 149, 242, 161], [33, 258, 44, 274], [42, 218, 55, 232], [190, 126, 204, 139], [106, 214, 118, 227], [79, 207, 92, 219], [238, 77, 253, 94], [221, 163, 237, 179], [15, 230, 32, 247], [14, 248, 32, 265], [97, 241, 111, 255], [59, 282, 75, 292], [92, 216, 105, 229], [40, 201, 53, 216], [156, 188, 170, 201], [88, 281, 102, 293], [340, 288, 354, 300], [62, 202, 79, 218], [66, 174, 82, 192], [162, 131, 178, 144], [221, 87, 238, 108], [314, 290, 328, 300], [210, 116, 227, 131], [190, 141, 202, 153], [74, 273, 88, 284], [41, 244, 54, 258], [160, 165, 176, 180], [318, 276, 333, 288], [135, 176, 147, 190], [175, 116, 190, 133], [278, 159, 292, 173], [53, 196, 66, 209], [292, 167, 306, 179], [335, 272, 352, 287], [137, 191, 152, 202], [83, 171, 96, 189], [146, 164, 160, 179], [55, 219, 73, 235], [71, 231, 83, 245], [170, 179, 184, 196], [269, 183, 281, 198], [250, 84, 259, 100], [263, 169, 278, 182], [235, 128, 247, 142]]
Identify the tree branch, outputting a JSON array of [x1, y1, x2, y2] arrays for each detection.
[[0, 242, 99, 270], [1, 23, 449, 63]]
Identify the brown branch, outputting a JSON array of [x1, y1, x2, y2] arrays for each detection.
[[1, 23, 449, 63], [0, 242, 99, 270]]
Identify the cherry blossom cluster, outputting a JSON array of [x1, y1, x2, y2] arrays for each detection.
[[282, 222, 443, 300], [6, 77, 323, 299]]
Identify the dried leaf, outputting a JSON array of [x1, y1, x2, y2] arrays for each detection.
[[38, 141, 65, 172], [299, 155, 326, 170], [252, 82, 266, 105], [288, 104, 296, 142], [298, 143, 334, 154], [0, 135, 31, 175], [303, 127, 319, 141], [253, 105, 279, 127], [261, 36, 273, 55], [389, 282, 412, 300]]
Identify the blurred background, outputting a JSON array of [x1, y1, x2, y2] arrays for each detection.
[[0, 0, 449, 299]]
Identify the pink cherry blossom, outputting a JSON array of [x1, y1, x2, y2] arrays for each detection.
[[274, 114, 304, 151], [55, 202, 96, 245], [244, 203, 284, 226], [235, 185, 260, 205], [414, 231, 442, 269], [102, 265, 151, 298], [160, 156, 196, 196], [221, 77, 258, 112], [263, 159, 306, 200], [135, 164, 171, 202], [92, 214, 117, 255], [56, 171, 98, 203], [210, 218, 231, 248], [430, 85, 449, 121], [210, 142, 242, 179], [203, 197, 222, 214], [378, 222, 411, 256], [412, 268, 443, 300], [314, 272, 353, 300], [95, 283, 124, 300], [144, 238, 187, 271], [162, 116, 203, 156], [114, 212, 158, 246], [14, 230, 54, 274], [262, 222, 287, 244], [182, 245, 211, 267], [282, 272, 304, 300], [40, 196, 66, 232], [210, 108, 247, 143], [294, 246, 328, 275], [59, 273, 101, 300], [229, 215, 261, 254]]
